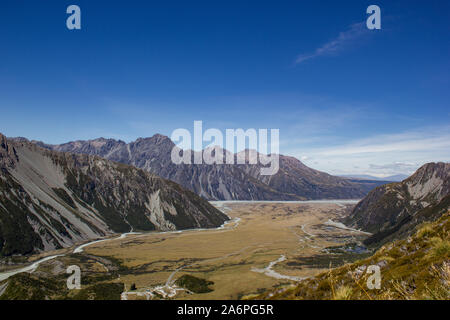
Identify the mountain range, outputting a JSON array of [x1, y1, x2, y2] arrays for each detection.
[[5, 132, 446, 257], [31, 135, 388, 201], [0, 133, 228, 256]]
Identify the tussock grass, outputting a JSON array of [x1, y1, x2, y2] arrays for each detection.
[[335, 285, 353, 300], [430, 239, 450, 258], [377, 256, 395, 263], [417, 224, 434, 239], [424, 262, 450, 300], [256, 213, 450, 300]]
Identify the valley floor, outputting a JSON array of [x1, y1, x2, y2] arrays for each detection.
[[0, 201, 372, 300]]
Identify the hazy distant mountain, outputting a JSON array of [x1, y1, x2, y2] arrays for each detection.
[[345, 162, 450, 246], [384, 174, 410, 181], [339, 174, 409, 182], [35, 135, 387, 201], [0, 134, 228, 256]]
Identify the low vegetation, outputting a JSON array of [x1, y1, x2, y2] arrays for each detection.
[[70, 283, 124, 300], [175, 274, 214, 294], [255, 213, 450, 300]]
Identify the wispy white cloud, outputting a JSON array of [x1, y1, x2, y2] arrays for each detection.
[[295, 22, 368, 64], [288, 126, 450, 177], [369, 162, 417, 174], [315, 133, 450, 156]]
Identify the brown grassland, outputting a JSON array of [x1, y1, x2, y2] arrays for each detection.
[[81, 202, 367, 299]]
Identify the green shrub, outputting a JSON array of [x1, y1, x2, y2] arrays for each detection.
[[175, 274, 214, 294]]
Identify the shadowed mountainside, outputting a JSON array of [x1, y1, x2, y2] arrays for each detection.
[[0, 133, 228, 256]]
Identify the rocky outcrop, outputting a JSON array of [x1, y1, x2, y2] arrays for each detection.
[[0, 134, 18, 168]]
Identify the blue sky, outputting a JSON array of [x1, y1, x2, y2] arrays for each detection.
[[1, 0, 449, 177]]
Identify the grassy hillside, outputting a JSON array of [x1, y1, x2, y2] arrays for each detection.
[[254, 212, 449, 300]]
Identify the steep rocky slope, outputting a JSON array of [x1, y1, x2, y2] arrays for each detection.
[[35, 135, 386, 200], [345, 162, 450, 246], [0, 134, 228, 256]]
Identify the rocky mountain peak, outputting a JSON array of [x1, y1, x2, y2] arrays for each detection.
[[405, 162, 450, 203], [407, 162, 449, 181], [135, 134, 174, 147]]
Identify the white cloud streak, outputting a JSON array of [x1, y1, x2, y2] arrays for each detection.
[[288, 126, 450, 176], [295, 22, 368, 64]]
